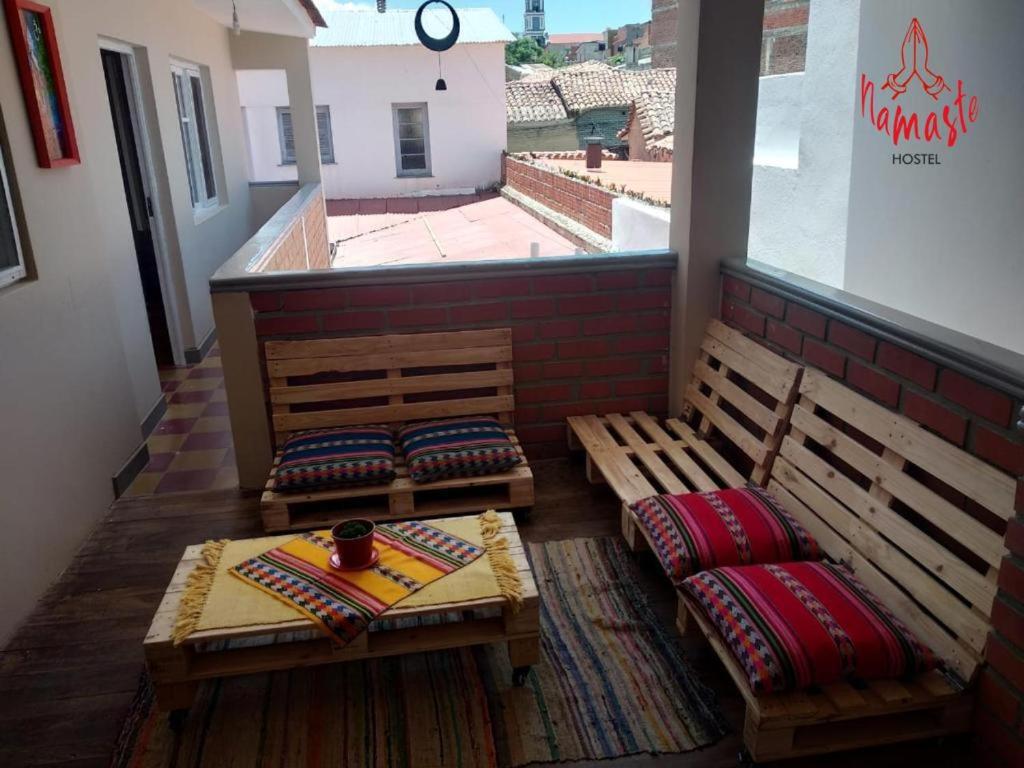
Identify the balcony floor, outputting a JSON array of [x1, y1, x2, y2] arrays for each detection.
[[327, 193, 578, 267], [0, 451, 972, 767]]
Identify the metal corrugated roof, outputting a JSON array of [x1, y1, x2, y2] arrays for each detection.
[[313, 8, 514, 47]]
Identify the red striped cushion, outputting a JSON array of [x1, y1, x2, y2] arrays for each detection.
[[683, 562, 937, 694], [630, 487, 819, 583]]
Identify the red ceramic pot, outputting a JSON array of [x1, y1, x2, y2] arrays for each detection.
[[331, 519, 377, 569]]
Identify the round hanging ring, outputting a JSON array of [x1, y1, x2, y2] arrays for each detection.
[[415, 0, 460, 53]]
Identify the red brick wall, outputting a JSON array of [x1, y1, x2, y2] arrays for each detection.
[[651, 0, 678, 69], [249, 262, 674, 459], [504, 156, 615, 239], [721, 272, 1024, 766], [761, 0, 809, 76]]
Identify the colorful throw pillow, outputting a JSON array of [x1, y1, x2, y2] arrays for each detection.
[[398, 417, 522, 483], [630, 487, 819, 584], [273, 427, 396, 492], [683, 562, 937, 694]]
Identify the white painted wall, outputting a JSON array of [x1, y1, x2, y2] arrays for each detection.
[[753, 73, 801, 169], [239, 43, 508, 198], [612, 197, 671, 251], [844, 0, 1024, 354], [238, 69, 295, 183], [0, 0, 271, 642], [748, 0, 861, 287]]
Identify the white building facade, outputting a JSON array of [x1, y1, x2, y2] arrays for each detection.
[[239, 8, 513, 200]]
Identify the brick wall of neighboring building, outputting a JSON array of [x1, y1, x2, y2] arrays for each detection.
[[651, 0, 678, 69], [720, 272, 1024, 767], [504, 155, 615, 239], [249, 262, 674, 459], [761, 0, 809, 76]]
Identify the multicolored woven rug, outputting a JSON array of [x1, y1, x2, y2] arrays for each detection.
[[112, 538, 726, 767]]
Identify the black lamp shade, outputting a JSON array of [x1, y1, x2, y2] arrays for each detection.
[[435, 78, 448, 91]]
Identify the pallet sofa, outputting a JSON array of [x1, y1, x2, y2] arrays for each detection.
[[567, 320, 1016, 760], [567, 319, 803, 550], [677, 368, 1016, 761], [260, 328, 534, 532]]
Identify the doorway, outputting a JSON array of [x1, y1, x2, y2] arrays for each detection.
[[101, 47, 174, 366]]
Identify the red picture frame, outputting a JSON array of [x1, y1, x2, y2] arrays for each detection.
[[3, 0, 79, 168]]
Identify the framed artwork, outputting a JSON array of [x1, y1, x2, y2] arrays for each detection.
[[3, 0, 79, 168]]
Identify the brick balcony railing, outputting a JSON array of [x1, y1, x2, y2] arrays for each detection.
[[504, 154, 615, 240]]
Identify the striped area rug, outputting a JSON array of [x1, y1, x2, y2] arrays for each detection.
[[113, 538, 725, 767]]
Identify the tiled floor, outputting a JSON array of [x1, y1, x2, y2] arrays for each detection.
[[328, 194, 578, 267], [123, 345, 238, 496]]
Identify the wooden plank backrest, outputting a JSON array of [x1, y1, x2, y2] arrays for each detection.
[[265, 328, 515, 442], [682, 319, 803, 483], [768, 368, 1016, 684]]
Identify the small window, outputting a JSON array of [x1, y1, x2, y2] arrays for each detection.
[[277, 105, 335, 165], [171, 62, 218, 212], [0, 148, 26, 290], [392, 103, 431, 177]]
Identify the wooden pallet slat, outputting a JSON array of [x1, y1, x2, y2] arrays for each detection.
[[261, 329, 533, 531]]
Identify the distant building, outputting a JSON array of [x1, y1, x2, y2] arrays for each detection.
[[524, 0, 546, 43], [651, 0, 678, 69], [619, 89, 675, 161], [506, 62, 675, 152], [238, 8, 514, 199], [546, 33, 605, 65]]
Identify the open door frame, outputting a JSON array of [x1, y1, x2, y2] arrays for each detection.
[[99, 38, 187, 366]]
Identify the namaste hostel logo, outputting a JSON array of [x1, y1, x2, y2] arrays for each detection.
[[859, 17, 980, 154]]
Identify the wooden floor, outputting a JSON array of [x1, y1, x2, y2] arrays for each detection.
[[0, 458, 972, 767]]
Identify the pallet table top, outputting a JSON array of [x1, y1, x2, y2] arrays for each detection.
[[145, 512, 537, 652]]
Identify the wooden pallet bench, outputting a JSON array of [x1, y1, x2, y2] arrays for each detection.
[[678, 368, 1017, 762], [260, 328, 535, 532], [566, 319, 803, 549], [144, 512, 540, 711]]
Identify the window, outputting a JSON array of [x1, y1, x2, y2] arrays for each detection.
[[0, 148, 25, 290], [171, 62, 218, 212], [277, 105, 335, 165], [531, 16, 542, 31], [392, 104, 431, 177]]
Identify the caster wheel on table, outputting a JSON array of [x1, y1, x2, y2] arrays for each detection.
[[512, 666, 531, 687], [738, 747, 755, 767]]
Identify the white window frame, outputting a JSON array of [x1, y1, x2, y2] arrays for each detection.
[[392, 103, 432, 178], [277, 105, 335, 165], [0, 148, 26, 290], [170, 60, 219, 216]]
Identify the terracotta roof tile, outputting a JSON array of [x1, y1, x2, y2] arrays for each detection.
[[506, 79, 569, 123]]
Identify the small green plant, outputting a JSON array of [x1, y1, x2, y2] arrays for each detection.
[[336, 521, 373, 539]]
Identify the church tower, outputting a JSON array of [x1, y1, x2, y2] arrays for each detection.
[[524, 0, 546, 44]]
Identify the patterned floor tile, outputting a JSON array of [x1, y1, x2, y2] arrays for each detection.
[[177, 377, 222, 392], [168, 449, 227, 472], [155, 469, 220, 494], [124, 344, 239, 498], [193, 416, 230, 434], [181, 431, 233, 451]]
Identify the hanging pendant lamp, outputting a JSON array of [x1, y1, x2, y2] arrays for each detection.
[[414, 0, 461, 91]]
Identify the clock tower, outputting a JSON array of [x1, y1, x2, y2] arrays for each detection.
[[524, 0, 546, 44]]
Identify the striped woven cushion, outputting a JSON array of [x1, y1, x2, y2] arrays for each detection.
[[398, 417, 521, 484], [631, 487, 819, 584], [683, 562, 937, 694], [273, 427, 396, 492]]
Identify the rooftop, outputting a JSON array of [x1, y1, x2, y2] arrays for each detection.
[[313, 7, 514, 48], [547, 32, 604, 45], [507, 62, 677, 123], [542, 157, 674, 205], [326, 194, 578, 266], [619, 88, 676, 152]]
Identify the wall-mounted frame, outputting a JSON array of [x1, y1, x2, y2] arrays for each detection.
[[3, 0, 79, 168]]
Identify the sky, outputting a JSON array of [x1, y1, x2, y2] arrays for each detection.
[[315, 1, 652, 35]]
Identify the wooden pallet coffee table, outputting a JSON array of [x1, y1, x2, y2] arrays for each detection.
[[143, 512, 540, 712]]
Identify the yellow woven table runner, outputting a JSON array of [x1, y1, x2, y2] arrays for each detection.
[[174, 511, 520, 645]]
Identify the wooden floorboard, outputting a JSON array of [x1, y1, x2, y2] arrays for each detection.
[[0, 458, 971, 767]]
